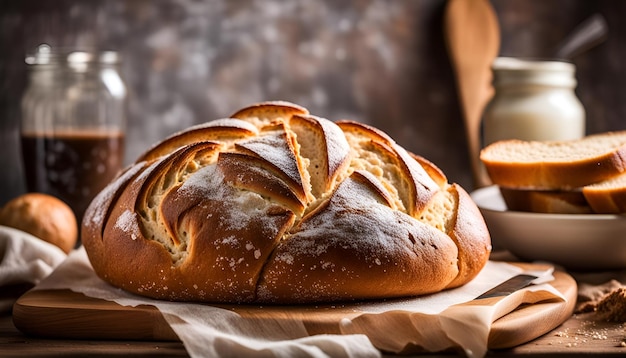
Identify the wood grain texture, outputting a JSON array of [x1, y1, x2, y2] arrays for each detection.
[[13, 290, 178, 341]]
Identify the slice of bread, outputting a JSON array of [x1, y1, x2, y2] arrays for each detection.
[[499, 187, 592, 214], [480, 131, 626, 190], [583, 172, 626, 214]]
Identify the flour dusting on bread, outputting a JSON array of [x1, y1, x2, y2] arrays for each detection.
[[82, 101, 491, 304]]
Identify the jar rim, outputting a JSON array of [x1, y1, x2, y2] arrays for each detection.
[[25, 44, 121, 66], [492, 57, 575, 72]]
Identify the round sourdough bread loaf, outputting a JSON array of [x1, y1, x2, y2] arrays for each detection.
[[81, 101, 491, 304]]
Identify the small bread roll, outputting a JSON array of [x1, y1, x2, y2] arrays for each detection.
[[0, 193, 77, 253]]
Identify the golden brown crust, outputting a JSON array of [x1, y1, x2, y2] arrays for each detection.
[[482, 157, 626, 189], [444, 184, 492, 288], [336, 120, 395, 147], [583, 186, 626, 214], [231, 101, 309, 126], [82, 102, 491, 304], [0, 193, 77, 253], [138, 119, 258, 162]]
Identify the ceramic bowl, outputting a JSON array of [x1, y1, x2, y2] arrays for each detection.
[[471, 185, 626, 269]]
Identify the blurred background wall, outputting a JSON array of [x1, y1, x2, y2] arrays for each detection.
[[1, 0, 625, 206]]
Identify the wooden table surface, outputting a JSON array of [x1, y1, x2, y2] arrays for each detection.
[[1, 311, 625, 357], [1, 251, 625, 357]]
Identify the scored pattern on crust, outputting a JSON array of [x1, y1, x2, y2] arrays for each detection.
[[82, 101, 491, 303]]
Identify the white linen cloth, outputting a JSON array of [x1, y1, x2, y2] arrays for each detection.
[[30, 246, 564, 358], [0, 225, 67, 312]]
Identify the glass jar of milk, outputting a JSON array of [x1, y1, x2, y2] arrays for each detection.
[[483, 57, 585, 146]]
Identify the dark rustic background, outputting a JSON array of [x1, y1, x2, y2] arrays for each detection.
[[1, 0, 625, 206]]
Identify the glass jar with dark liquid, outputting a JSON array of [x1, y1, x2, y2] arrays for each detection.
[[20, 45, 126, 230]]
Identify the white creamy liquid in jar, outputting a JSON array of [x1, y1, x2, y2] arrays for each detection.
[[483, 57, 585, 145]]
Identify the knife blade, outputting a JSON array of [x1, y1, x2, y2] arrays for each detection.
[[474, 274, 538, 300]]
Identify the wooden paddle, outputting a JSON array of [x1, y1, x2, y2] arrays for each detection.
[[444, 0, 500, 188]]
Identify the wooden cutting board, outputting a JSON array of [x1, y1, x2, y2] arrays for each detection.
[[12, 267, 577, 352]]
